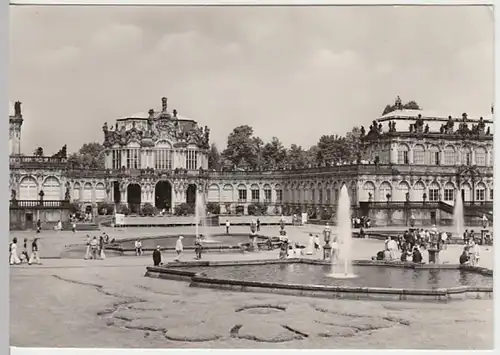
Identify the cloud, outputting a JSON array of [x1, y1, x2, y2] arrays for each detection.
[[38, 45, 81, 67], [90, 24, 144, 49]]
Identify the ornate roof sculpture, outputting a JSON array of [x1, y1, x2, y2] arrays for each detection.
[[102, 97, 210, 149]]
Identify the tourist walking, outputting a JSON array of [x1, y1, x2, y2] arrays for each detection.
[[256, 218, 260, 232], [28, 237, 41, 265], [99, 236, 106, 259], [152, 246, 162, 266], [72, 221, 76, 233], [135, 239, 143, 256], [314, 234, 321, 252], [21, 238, 30, 263], [194, 236, 203, 260], [84, 235, 91, 260], [174, 236, 184, 261], [36, 219, 41, 234], [90, 236, 99, 259], [10, 238, 21, 265], [225, 220, 230, 234]]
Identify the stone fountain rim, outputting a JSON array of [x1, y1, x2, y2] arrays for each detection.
[[144, 258, 493, 302]]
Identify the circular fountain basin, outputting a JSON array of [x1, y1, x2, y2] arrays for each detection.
[[145, 259, 493, 302]]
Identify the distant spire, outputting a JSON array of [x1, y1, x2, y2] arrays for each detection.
[[491, 104, 494, 114]]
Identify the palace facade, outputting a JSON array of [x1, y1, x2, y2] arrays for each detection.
[[9, 97, 494, 229]]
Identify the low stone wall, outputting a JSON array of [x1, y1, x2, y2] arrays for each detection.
[[145, 259, 493, 303]]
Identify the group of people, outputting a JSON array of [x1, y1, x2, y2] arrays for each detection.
[[84, 233, 110, 260], [9, 236, 40, 265], [396, 227, 449, 252], [352, 216, 372, 229], [459, 238, 481, 266], [373, 236, 424, 263]]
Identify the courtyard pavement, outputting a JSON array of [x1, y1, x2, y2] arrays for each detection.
[[9, 224, 494, 349]]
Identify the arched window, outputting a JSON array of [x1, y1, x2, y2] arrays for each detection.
[[222, 184, 233, 202], [413, 144, 425, 165], [42, 177, 61, 200], [19, 176, 38, 200], [207, 184, 220, 202], [397, 181, 410, 201], [263, 184, 272, 202], [443, 145, 456, 166], [95, 183, 106, 201], [443, 182, 455, 202], [379, 181, 392, 201], [237, 184, 247, 202], [475, 147, 487, 166], [250, 184, 260, 202], [429, 145, 440, 166], [428, 182, 440, 202], [73, 182, 81, 201], [412, 181, 425, 201], [397, 144, 409, 164], [462, 147, 472, 166], [83, 182, 93, 201], [362, 181, 375, 202], [274, 184, 282, 203]]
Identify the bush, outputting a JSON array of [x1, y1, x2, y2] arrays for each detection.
[[97, 202, 114, 215], [174, 203, 195, 216], [118, 203, 130, 215], [206, 202, 221, 215], [69, 202, 81, 214], [224, 202, 232, 215], [247, 204, 257, 216], [141, 203, 156, 216]]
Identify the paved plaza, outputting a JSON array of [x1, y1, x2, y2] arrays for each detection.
[[10, 224, 494, 349]]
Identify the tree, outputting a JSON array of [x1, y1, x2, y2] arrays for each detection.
[[261, 137, 287, 169], [68, 142, 105, 169], [316, 135, 348, 165], [208, 143, 222, 170], [33, 147, 44, 157], [222, 125, 263, 170], [344, 126, 363, 162], [284, 144, 308, 168]]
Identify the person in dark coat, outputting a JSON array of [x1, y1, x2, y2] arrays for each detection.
[[412, 246, 423, 263], [152, 246, 162, 266]]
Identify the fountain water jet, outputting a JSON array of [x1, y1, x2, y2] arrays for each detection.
[[453, 192, 465, 240], [195, 193, 219, 243], [328, 184, 357, 278]]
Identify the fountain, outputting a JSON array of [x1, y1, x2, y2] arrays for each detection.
[[328, 184, 356, 278], [453, 192, 465, 240], [195, 194, 219, 243]]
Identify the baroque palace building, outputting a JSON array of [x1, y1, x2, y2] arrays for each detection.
[[9, 97, 494, 229]]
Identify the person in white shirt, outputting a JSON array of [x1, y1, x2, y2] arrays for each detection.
[[387, 237, 399, 260], [174, 236, 184, 261], [469, 240, 480, 266], [134, 239, 143, 256], [225, 220, 230, 234], [9, 238, 21, 265], [440, 232, 448, 250]]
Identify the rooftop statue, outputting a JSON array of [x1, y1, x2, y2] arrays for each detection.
[[14, 101, 22, 116]]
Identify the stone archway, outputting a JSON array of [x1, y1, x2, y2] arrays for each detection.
[[127, 184, 142, 214], [155, 181, 172, 212]]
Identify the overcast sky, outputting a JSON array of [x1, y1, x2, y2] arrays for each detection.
[[10, 5, 494, 155]]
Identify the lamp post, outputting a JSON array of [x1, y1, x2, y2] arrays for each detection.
[[323, 224, 332, 260]]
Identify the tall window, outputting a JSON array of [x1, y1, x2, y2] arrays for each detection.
[[429, 147, 440, 166], [318, 189, 323, 204], [490, 188, 493, 200], [428, 183, 440, 202], [326, 189, 331, 203], [112, 150, 122, 169], [476, 185, 486, 201], [155, 149, 172, 170], [462, 148, 472, 166], [397, 145, 409, 164], [276, 189, 283, 203], [413, 145, 425, 165], [186, 150, 198, 170], [311, 189, 316, 203], [475, 147, 486, 166], [126, 149, 140, 169], [238, 188, 247, 202], [444, 146, 455, 166], [264, 188, 271, 202], [443, 187, 454, 201], [251, 187, 260, 202]]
